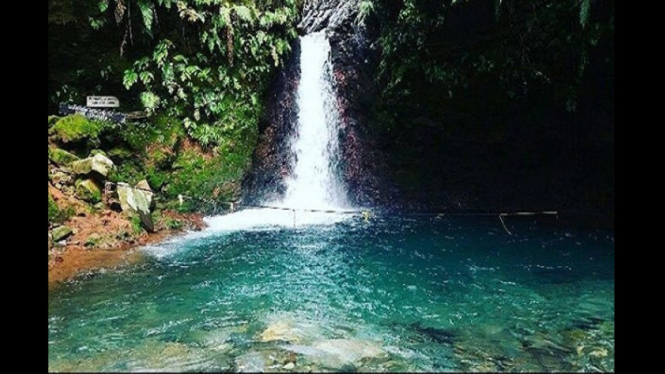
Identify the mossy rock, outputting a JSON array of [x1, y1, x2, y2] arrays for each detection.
[[89, 149, 108, 158], [48, 115, 61, 128], [52, 226, 73, 242], [75, 179, 102, 203], [48, 194, 59, 223], [48, 194, 76, 224], [51, 171, 72, 185], [49, 114, 104, 144], [84, 233, 102, 247], [71, 153, 115, 178], [48, 147, 80, 166]]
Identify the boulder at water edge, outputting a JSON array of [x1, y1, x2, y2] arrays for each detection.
[[117, 181, 155, 232]]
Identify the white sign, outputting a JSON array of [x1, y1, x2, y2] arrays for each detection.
[[86, 96, 120, 108]]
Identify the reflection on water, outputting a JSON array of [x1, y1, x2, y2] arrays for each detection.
[[49, 214, 614, 372]]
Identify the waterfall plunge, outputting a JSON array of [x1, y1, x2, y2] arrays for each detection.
[[279, 31, 348, 210], [204, 32, 352, 231]]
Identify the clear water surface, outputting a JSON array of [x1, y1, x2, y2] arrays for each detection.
[[48, 214, 614, 372]]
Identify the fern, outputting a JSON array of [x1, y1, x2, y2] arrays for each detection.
[[138, 0, 154, 35], [123, 69, 138, 89], [357, 1, 374, 25], [140, 91, 160, 112], [233, 5, 253, 23], [139, 71, 154, 85], [98, 0, 109, 12], [219, 6, 231, 27], [580, 0, 590, 27], [91, 0, 301, 150], [153, 40, 172, 67]]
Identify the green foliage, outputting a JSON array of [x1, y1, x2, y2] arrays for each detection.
[[84, 234, 102, 247], [48, 194, 59, 223], [109, 0, 299, 146], [357, 1, 374, 25], [140, 91, 161, 114], [107, 147, 134, 160], [165, 134, 253, 212], [162, 215, 182, 230], [371, 0, 614, 128], [48, 194, 76, 225], [108, 160, 144, 185], [138, 0, 155, 35], [130, 215, 144, 234], [580, 0, 590, 27], [49, 1, 300, 214], [146, 165, 168, 189], [49, 115, 105, 144], [89, 149, 108, 157]]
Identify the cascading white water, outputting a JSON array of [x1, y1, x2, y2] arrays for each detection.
[[279, 31, 348, 210], [202, 31, 352, 231]]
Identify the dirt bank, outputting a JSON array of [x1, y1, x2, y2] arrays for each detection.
[[48, 187, 206, 290]]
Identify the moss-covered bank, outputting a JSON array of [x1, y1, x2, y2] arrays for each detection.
[[48, 113, 255, 286]]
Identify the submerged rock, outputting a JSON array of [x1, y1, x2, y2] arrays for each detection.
[[51, 226, 73, 242], [260, 320, 302, 343], [188, 327, 234, 351], [589, 348, 608, 358], [288, 338, 388, 369], [234, 351, 276, 372], [315, 339, 387, 362], [409, 323, 457, 345], [71, 153, 114, 178]]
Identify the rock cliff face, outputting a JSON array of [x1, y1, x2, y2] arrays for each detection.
[[298, 0, 359, 34], [242, 40, 301, 206], [243, 0, 386, 207], [311, 1, 386, 207]]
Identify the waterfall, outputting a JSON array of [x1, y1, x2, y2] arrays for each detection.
[[278, 31, 348, 210], [204, 31, 351, 231]]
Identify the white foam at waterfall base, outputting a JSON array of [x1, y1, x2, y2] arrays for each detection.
[[144, 209, 353, 258], [201, 31, 352, 232], [203, 208, 352, 232]]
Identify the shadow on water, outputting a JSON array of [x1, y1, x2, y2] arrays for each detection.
[[405, 322, 458, 345]]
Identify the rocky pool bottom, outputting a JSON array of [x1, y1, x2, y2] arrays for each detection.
[[48, 213, 614, 372]]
